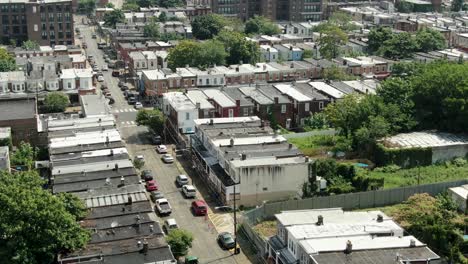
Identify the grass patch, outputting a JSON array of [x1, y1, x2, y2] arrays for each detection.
[[288, 135, 336, 157], [360, 163, 468, 189], [252, 220, 276, 238]]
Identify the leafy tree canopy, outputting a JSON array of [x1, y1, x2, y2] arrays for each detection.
[[378, 32, 418, 60], [105, 2, 114, 8], [215, 30, 261, 65], [0, 171, 90, 264], [167, 40, 226, 70], [10, 142, 37, 170], [367, 27, 393, 53], [191, 14, 226, 40], [166, 229, 193, 257], [0, 47, 16, 72], [322, 64, 356, 81], [415, 28, 446, 52], [78, 0, 96, 15], [136, 109, 166, 135], [143, 20, 160, 40], [244, 15, 281, 36], [317, 25, 348, 59], [44, 92, 70, 113], [21, 40, 39, 51], [103, 9, 125, 28]]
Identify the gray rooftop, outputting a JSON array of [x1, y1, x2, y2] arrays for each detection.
[[311, 247, 440, 264], [294, 83, 329, 101], [82, 212, 156, 230], [52, 175, 140, 194], [222, 87, 254, 107], [0, 98, 36, 121], [257, 85, 291, 104], [221, 141, 301, 161], [239, 86, 273, 105], [87, 201, 153, 220], [50, 141, 125, 155], [76, 184, 147, 208]]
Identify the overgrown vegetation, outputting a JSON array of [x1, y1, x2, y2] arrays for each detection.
[[363, 158, 468, 189], [378, 193, 467, 263], [288, 135, 339, 157], [0, 47, 16, 72]]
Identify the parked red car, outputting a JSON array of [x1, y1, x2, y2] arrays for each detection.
[[145, 180, 158, 192], [191, 200, 208, 216]]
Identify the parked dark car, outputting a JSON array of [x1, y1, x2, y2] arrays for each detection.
[[150, 191, 164, 202], [141, 170, 154, 181], [217, 232, 236, 250]]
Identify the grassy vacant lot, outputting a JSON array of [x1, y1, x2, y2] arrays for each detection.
[[252, 220, 277, 238], [288, 135, 336, 157], [361, 163, 468, 189]]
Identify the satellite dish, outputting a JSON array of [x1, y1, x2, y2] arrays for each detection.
[[111, 221, 118, 228]]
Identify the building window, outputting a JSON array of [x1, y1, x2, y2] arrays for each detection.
[[220, 78, 224, 84], [57, 13, 62, 21], [206, 78, 209, 85], [318, 101, 324, 110], [228, 109, 234, 117], [185, 112, 190, 120], [243, 108, 248, 116], [50, 31, 55, 39], [41, 31, 47, 40], [281, 105, 286, 113], [48, 13, 54, 21], [305, 103, 310, 112], [67, 82, 71, 89], [214, 78, 217, 85]]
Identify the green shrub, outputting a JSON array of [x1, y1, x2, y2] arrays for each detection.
[[452, 158, 467, 167], [374, 164, 401, 173], [373, 143, 432, 168]]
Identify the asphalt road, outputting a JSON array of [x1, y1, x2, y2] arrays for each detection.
[[77, 22, 252, 264]]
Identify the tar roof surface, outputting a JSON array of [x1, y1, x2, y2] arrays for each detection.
[[86, 201, 153, 220], [0, 98, 36, 121], [311, 247, 439, 264], [222, 87, 254, 107], [257, 85, 291, 104], [52, 175, 141, 194], [49, 141, 125, 155], [293, 83, 329, 101], [222, 141, 302, 160], [82, 212, 156, 230]]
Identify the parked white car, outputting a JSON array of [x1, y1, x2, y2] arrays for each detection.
[[176, 174, 189, 187], [182, 185, 196, 198], [155, 198, 172, 215], [156, 145, 168, 154], [161, 154, 174, 163], [163, 218, 179, 234], [97, 75, 104, 82], [134, 102, 143, 109]]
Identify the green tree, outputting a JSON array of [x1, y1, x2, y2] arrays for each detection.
[[166, 229, 193, 257], [21, 40, 39, 51], [396, 1, 414, 12], [159, 11, 167, 23], [378, 32, 418, 59], [122, 1, 139, 11], [0, 171, 90, 264], [144, 20, 160, 40], [367, 27, 393, 54], [44, 92, 70, 113], [0, 47, 16, 72], [303, 112, 329, 130], [167, 40, 226, 70], [410, 61, 468, 132], [415, 28, 446, 52], [57, 193, 88, 220], [197, 40, 227, 68], [191, 14, 226, 40], [451, 0, 464, 11], [154, 0, 183, 8], [377, 77, 415, 119], [318, 25, 348, 59], [329, 11, 358, 32], [77, 0, 96, 15], [103, 9, 125, 28], [245, 15, 281, 36], [302, 49, 313, 59], [10, 142, 37, 170], [136, 109, 165, 135], [215, 30, 261, 64], [105, 2, 114, 8], [391, 61, 426, 78], [322, 65, 356, 81]]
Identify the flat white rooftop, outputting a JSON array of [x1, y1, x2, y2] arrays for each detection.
[[212, 135, 287, 147], [194, 116, 260, 125], [275, 208, 393, 226], [52, 159, 133, 176], [230, 155, 307, 168], [274, 84, 311, 102], [186, 90, 215, 110], [49, 129, 121, 149], [203, 89, 236, 108], [286, 220, 403, 240], [309, 81, 345, 99], [383, 131, 468, 149], [300, 235, 424, 255], [164, 92, 196, 111]]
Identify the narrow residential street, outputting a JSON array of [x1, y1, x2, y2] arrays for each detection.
[[77, 22, 253, 264]]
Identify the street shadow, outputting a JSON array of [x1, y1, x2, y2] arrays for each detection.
[[124, 133, 148, 145]]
